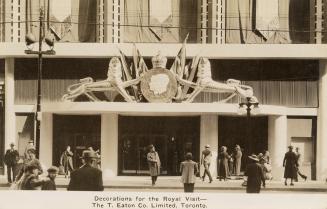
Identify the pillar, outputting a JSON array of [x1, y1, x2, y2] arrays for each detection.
[[39, 113, 53, 170], [200, 115, 218, 178], [317, 60, 327, 180], [268, 115, 288, 180], [101, 113, 118, 178], [5, 58, 15, 149]]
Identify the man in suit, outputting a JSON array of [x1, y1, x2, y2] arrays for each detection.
[[201, 144, 213, 183], [4, 143, 19, 183], [67, 150, 104, 191], [245, 154, 265, 193], [180, 152, 199, 193], [283, 145, 298, 186]]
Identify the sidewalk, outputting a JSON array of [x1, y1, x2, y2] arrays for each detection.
[[1, 175, 327, 192]]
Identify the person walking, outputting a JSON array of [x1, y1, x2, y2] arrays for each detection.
[[147, 144, 161, 186], [218, 146, 229, 181], [233, 145, 242, 176], [180, 152, 199, 193], [60, 145, 74, 177], [295, 147, 307, 181], [41, 166, 59, 190], [245, 154, 265, 193], [4, 143, 19, 183], [200, 144, 213, 183], [283, 146, 298, 186], [67, 150, 104, 191]]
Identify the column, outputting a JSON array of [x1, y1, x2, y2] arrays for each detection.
[[317, 60, 327, 180], [5, 58, 15, 148], [200, 115, 218, 178], [39, 113, 53, 170], [268, 115, 287, 180], [101, 113, 118, 178]]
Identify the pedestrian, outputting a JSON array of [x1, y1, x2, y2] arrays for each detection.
[[147, 144, 161, 186], [245, 154, 265, 193], [200, 144, 213, 183], [67, 150, 104, 191], [228, 152, 234, 176], [295, 147, 307, 181], [60, 145, 74, 177], [24, 140, 35, 160], [21, 164, 48, 190], [4, 142, 19, 183], [180, 152, 199, 193], [283, 145, 298, 186], [233, 145, 242, 176], [42, 166, 59, 190], [217, 146, 229, 181], [15, 148, 43, 183]]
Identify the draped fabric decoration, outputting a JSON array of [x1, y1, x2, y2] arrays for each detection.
[[26, 0, 49, 41], [255, 0, 279, 39], [124, 0, 197, 43], [49, 0, 73, 41], [225, 0, 291, 43], [26, 0, 97, 42]]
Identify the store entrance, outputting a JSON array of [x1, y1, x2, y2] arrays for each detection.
[[118, 116, 200, 176], [53, 115, 101, 169], [218, 116, 268, 171]]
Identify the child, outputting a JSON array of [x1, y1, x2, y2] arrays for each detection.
[[42, 166, 59, 190]]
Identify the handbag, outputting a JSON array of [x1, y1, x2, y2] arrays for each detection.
[[58, 165, 65, 175]]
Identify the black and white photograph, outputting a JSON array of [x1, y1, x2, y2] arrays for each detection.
[[0, 0, 327, 208]]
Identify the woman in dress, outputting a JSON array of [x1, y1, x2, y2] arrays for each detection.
[[218, 146, 229, 181], [60, 145, 74, 177], [147, 144, 161, 186]]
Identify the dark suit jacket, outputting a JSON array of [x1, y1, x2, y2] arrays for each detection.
[[67, 164, 104, 191], [4, 149, 19, 166], [245, 162, 265, 193]]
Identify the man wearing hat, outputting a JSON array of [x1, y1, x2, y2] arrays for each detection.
[[200, 144, 213, 183], [283, 145, 298, 186], [42, 166, 59, 190], [4, 142, 19, 183], [67, 150, 104, 191], [245, 154, 265, 193]]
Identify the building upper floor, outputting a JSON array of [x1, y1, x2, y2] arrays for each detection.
[[1, 0, 327, 44]]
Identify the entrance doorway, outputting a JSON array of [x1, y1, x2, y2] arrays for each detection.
[[218, 116, 268, 171], [53, 115, 101, 169], [118, 116, 200, 176]]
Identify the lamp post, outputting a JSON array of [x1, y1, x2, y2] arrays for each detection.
[[238, 97, 259, 117], [24, 8, 55, 157]]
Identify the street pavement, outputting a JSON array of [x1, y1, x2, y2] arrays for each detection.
[[0, 175, 327, 192]]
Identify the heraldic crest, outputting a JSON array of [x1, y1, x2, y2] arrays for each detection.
[[62, 39, 258, 103]]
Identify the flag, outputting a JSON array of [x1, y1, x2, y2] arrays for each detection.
[[132, 44, 148, 77], [170, 34, 188, 78]]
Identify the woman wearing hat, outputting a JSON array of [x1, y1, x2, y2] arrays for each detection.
[[217, 146, 229, 181], [15, 148, 43, 184], [21, 164, 48, 190], [245, 154, 265, 193], [147, 145, 161, 186], [283, 146, 298, 186], [180, 152, 199, 193]]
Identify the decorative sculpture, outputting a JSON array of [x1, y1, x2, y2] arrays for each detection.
[[62, 45, 258, 104], [62, 57, 140, 102], [174, 57, 258, 103]]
